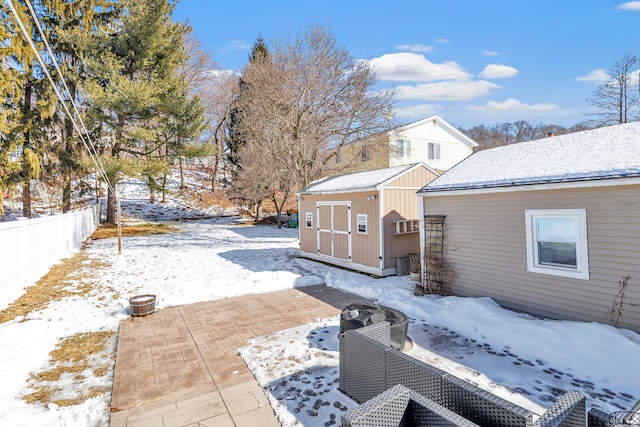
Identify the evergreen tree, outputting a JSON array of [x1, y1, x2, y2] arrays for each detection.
[[0, 5, 19, 215], [1, 0, 56, 218], [83, 0, 197, 223], [225, 37, 271, 180], [40, 0, 119, 212]]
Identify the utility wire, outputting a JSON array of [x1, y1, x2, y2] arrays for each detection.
[[5, 0, 115, 196]]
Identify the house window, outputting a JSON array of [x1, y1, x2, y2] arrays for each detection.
[[396, 139, 411, 158], [428, 143, 441, 160], [306, 212, 313, 228], [357, 214, 368, 234], [361, 145, 371, 162], [525, 209, 589, 280]]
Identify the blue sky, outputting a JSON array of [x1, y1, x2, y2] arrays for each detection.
[[174, 1, 640, 129]]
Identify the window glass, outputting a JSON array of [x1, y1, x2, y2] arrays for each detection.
[[357, 214, 367, 234], [525, 209, 588, 280], [306, 212, 312, 228], [536, 217, 577, 268], [428, 143, 441, 160], [396, 140, 410, 158]]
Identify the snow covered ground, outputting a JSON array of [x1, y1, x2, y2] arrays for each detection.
[[1, 174, 639, 426]]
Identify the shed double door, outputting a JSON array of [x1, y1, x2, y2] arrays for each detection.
[[317, 202, 352, 261]]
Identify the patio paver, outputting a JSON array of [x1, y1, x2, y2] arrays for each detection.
[[110, 285, 366, 426]]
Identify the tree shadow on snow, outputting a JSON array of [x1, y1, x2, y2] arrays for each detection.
[[217, 247, 303, 273]]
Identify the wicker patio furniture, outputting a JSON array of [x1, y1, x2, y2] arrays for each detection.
[[340, 321, 587, 427]]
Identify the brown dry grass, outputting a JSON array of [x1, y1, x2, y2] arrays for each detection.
[[91, 223, 175, 239], [0, 252, 112, 323], [0, 230, 121, 409], [22, 331, 115, 408]]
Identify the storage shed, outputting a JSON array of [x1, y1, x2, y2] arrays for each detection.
[[418, 122, 640, 332], [298, 163, 439, 277]]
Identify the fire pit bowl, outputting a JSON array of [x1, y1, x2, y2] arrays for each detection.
[[129, 294, 156, 317], [340, 301, 408, 350]]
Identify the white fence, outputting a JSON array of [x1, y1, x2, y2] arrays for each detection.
[[0, 204, 101, 296]]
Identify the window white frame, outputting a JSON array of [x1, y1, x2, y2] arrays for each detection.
[[357, 214, 368, 234], [525, 209, 589, 280], [428, 142, 441, 161], [396, 139, 411, 158], [305, 212, 313, 228]]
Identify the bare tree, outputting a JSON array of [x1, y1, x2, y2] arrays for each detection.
[[235, 25, 397, 190], [587, 53, 639, 126], [198, 71, 239, 191], [179, 34, 235, 191], [464, 120, 584, 151]]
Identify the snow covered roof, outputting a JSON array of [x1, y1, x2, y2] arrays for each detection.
[[419, 122, 640, 193], [300, 163, 430, 194]]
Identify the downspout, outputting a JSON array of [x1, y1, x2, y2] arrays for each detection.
[[418, 193, 426, 288], [378, 188, 384, 272]]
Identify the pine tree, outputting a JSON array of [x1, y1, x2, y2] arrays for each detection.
[[225, 36, 271, 181], [1, 1, 56, 218], [83, 0, 197, 223], [39, 0, 119, 212]]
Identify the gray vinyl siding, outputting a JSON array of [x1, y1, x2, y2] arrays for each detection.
[[422, 184, 640, 332]]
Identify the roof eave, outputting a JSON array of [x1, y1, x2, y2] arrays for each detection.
[[418, 175, 640, 196]]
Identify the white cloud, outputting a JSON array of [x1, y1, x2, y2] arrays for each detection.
[[436, 38, 448, 44], [479, 64, 519, 79], [396, 103, 442, 119], [576, 69, 610, 83], [468, 98, 557, 113], [220, 39, 250, 53], [369, 52, 470, 82], [617, 1, 640, 10], [482, 50, 500, 56], [396, 44, 433, 53], [397, 80, 501, 101]]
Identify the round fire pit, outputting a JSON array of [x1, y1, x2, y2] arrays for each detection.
[[129, 294, 156, 317], [340, 301, 408, 350]]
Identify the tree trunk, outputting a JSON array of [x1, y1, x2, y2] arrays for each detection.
[[273, 197, 283, 228], [21, 80, 33, 218], [179, 156, 185, 189], [149, 177, 156, 203], [22, 179, 31, 218], [106, 185, 116, 224], [254, 201, 261, 222], [161, 173, 167, 203], [95, 173, 100, 204], [62, 84, 76, 213], [212, 153, 219, 192]]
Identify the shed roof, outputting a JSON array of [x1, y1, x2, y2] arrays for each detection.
[[419, 121, 640, 193], [300, 163, 431, 194]]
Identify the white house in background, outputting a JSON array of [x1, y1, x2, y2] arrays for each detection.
[[389, 115, 477, 172]]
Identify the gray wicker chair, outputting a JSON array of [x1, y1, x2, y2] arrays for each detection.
[[342, 384, 481, 427], [590, 398, 640, 426], [340, 321, 587, 427]]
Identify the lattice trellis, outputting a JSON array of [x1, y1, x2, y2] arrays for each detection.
[[422, 215, 445, 294]]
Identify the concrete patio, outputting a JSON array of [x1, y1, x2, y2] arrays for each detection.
[[109, 285, 365, 426]]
